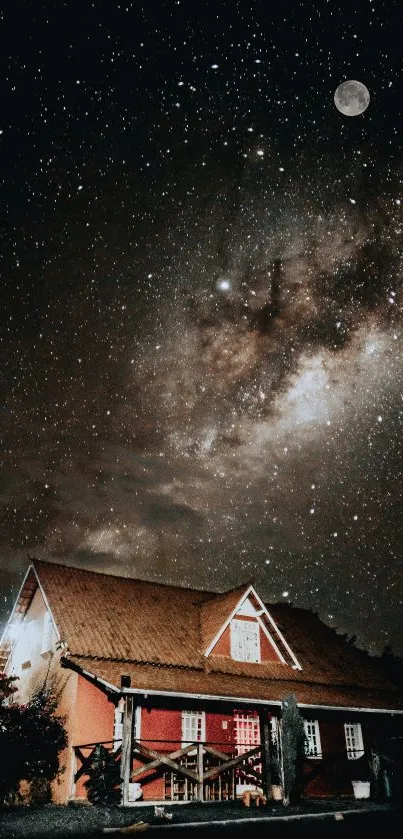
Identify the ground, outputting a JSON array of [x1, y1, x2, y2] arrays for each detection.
[[0, 799, 401, 839]]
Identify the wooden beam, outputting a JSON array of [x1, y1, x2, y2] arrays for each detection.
[[130, 743, 198, 782], [197, 742, 204, 802], [121, 696, 134, 806], [131, 742, 199, 783], [202, 746, 262, 781], [204, 745, 230, 762], [73, 747, 95, 783]]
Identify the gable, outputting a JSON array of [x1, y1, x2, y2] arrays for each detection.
[[0, 567, 60, 702], [203, 587, 302, 670]]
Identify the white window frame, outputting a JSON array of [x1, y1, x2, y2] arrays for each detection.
[[234, 711, 261, 756], [40, 611, 53, 655], [234, 711, 262, 793], [230, 619, 261, 663], [303, 719, 322, 759], [344, 722, 364, 760], [181, 710, 205, 748]]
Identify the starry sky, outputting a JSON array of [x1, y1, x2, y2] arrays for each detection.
[[1, 0, 403, 657]]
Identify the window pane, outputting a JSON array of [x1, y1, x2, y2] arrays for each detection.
[[182, 711, 204, 746], [303, 720, 321, 758], [344, 723, 364, 760], [231, 620, 261, 663], [234, 711, 260, 755]]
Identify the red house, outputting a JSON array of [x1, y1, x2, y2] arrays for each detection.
[[1, 559, 402, 805]]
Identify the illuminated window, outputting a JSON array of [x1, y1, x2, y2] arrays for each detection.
[[344, 723, 364, 760], [230, 619, 260, 663], [182, 710, 205, 747], [303, 720, 322, 758]]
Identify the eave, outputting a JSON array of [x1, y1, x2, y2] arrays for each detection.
[[60, 655, 403, 716]]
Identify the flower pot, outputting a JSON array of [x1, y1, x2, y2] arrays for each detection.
[[352, 780, 370, 799], [270, 784, 283, 801]]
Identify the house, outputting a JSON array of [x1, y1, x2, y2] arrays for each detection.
[[1, 558, 403, 806]]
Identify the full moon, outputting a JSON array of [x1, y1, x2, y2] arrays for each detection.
[[334, 80, 370, 116]]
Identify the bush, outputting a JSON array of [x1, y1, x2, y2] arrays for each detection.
[[84, 744, 122, 806], [281, 694, 306, 805], [0, 679, 67, 806]]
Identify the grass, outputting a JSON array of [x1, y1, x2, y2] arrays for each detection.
[[0, 798, 400, 839]]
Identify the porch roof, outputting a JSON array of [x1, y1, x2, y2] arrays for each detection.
[[63, 654, 403, 713]]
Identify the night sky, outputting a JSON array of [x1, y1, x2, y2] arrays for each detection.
[[1, 1, 403, 657]]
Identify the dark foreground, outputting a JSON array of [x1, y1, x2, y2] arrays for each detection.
[[0, 799, 401, 839]]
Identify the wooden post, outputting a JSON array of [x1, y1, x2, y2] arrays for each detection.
[[258, 708, 272, 801], [121, 695, 134, 806], [196, 742, 204, 801]]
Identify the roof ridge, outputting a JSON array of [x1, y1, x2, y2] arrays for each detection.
[[31, 557, 221, 596]]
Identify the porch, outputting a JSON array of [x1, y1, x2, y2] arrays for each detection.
[[73, 737, 269, 804], [72, 736, 387, 806]]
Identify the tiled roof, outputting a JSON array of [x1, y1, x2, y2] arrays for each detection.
[[33, 560, 209, 668], [29, 559, 403, 710], [199, 585, 249, 651], [65, 655, 403, 712]]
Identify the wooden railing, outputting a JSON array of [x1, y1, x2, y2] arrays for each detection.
[[73, 739, 264, 802]]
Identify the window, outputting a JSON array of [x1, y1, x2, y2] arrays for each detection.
[[234, 711, 260, 755], [182, 710, 205, 748], [40, 611, 53, 655], [230, 619, 261, 663], [303, 720, 322, 758], [234, 711, 262, 792], [344, 723, 364, 760]]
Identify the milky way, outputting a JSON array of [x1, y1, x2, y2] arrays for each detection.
[[1, 1, 403, 657]]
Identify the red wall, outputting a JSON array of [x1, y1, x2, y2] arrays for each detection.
[[303, 720, 353, 798], [73, 676, 116, 799], [134, 708, 183, 800], [211, 617, 281, 662], [206, 711, 234, 753], [70, 678, 359, 802]]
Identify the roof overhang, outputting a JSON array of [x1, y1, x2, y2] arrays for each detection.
[[60, 656, 403, 716]]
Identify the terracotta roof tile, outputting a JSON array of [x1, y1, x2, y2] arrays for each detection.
[[30, 559, 402, 709], [33, 560, 210, 668], [65, 656, 403, 712], [199, 585, 249, 651]]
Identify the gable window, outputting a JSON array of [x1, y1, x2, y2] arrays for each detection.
[[40, 611, 53, 655], [303, 720, 322, 758], [234, 711, 260, 755], [182, 710, 205, 748], [230, 619, 260, 663], [344, 723, 364, 760]]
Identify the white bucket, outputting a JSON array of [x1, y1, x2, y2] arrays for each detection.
[[352, 780, 370, 799]]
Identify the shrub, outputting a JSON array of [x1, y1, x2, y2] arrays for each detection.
[[0, 679, 67, 806], [84, 744, 122, 806]]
